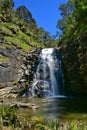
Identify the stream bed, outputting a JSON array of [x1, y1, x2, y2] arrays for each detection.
[[2, 96, 87, 121]]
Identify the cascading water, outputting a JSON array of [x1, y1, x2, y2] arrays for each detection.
[[29, 48, 65, 97]]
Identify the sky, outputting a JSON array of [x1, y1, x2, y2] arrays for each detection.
[[13, 0, 68, 36]]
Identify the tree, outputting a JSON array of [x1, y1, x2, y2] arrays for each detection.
[[0, 0, 14, 21], [56, 0, 75, 35], [16, 6, 32, 23], [37, 27, 55, 47], [16, 5, 37, 33]]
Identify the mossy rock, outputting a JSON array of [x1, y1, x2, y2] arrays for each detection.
[[0, 54, 9, 63]]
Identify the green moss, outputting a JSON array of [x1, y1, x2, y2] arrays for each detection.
[[12, 80, 18, 85], [0, 13, 3, 17], [31, 116, 44, 124], [64, 113, 87, 120], [0, 45, 6, 49]]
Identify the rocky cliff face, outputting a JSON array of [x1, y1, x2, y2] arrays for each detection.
[[0, 39, 41, 98], [60, 33, 87, 95], [0, 40, 21, 83]]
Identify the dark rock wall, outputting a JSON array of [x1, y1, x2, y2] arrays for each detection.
[[0, 40, 20, 84], [0, 39, 41, 97], [60, 36, 87, 95]]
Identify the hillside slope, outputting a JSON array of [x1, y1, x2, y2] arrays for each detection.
[[0, 0, 46, 98]]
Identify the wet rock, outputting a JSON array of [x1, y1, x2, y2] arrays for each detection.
[[0, 39, 41, 98], [25, 70, 29, 75], [0, 86, 19, 98], [10, 102, 39, 109], [0, 100, 3, 103]]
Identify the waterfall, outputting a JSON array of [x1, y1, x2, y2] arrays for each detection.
[[29, 48, 65, 97]]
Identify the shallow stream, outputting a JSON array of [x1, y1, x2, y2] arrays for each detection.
[[3, 96, 87, 121]]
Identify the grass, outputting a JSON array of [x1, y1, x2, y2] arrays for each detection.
[[4, 36, 32, 51], [0, 22, 45, 50], [64, 113, 87, 120], [0, 24, 13, 36], [5, 23, 20, 32], [0, 105, 87, 130], [0, 106, 20, 128], [16, 30, 31, 44]]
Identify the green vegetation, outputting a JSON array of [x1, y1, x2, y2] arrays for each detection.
[[57, 0, 87, 42], [0, 0, 87, 129], [0, 54, 9, 63], [56, 0, 87, 95], [4, 36, 32, 51], [0, 24, 13, 36], [0, 0, 56, 51], [0, 106, 20, 128], [0, 106, 87, 130]]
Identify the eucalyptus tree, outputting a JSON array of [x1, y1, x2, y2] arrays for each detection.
[[0, 0, 14, 21], [16, 6, 32, 23], [57, 0, 87, 38], [56, 0, 75, 36]]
